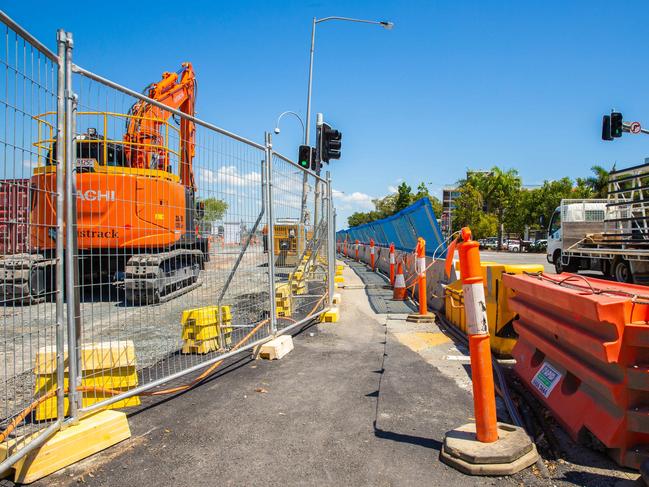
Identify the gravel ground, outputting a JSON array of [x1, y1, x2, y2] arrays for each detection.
[[1, 243, 328, 439]]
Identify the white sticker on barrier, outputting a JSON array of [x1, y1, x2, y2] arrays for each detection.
[[531, 362, 562, 398], [390, 254, 395, 264], [370, 247, 375, 255], [417, 257, 426, 275], [463, 283, 489, 335]]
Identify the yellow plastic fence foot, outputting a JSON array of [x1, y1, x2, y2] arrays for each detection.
[[257, 335, 294, 360], [320, 307, 340, 323], [334, 275, 344, 284], [0, 410, 131, 484], [332, 293, 342, 305]]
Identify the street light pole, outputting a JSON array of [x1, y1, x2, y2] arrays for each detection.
[[304, 16, 393, 145]]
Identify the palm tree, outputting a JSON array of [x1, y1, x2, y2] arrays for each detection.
[[586, 165, 610, 198]]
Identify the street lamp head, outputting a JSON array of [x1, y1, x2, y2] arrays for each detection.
[[380, 21, 394, 30], [274, 127, 281, 135]]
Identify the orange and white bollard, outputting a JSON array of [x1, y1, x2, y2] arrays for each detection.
[[458, 228, 498, 442], [440, 226, 538, 475], [406, 237, 435, 323], [389, 243, 395, 285], [392, 261, 406, 300], [344, 239, 348, 258], [370, 239, 375, 271], [355, 239, 359, 262]]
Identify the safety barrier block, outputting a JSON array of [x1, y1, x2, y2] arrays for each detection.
[[275, 283, 293, 318], [334, 275, 344, 284], [181, 306, 232, 354], [0, 410, 130, 484], [257, 335, 294, 360], [320, 307, 340, 323], [332, 293, 342, 305], [34, 341, 140, 421], [504, 273, 649, 469]]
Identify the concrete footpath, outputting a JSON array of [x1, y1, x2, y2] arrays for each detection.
[[30, 261, 640, 486]]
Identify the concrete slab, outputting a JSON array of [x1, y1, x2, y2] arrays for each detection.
[[257, 335, 294, 360]]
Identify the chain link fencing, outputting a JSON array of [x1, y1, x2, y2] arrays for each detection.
[[0, 13, 333, 474]]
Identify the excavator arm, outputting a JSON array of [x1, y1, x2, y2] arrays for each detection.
[[125, 62, 196, 190]]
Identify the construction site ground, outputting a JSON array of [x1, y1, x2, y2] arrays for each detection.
[[23, 261, 641, 487]]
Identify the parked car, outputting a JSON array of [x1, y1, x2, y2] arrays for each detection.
[[480, 237, 498, 250], [530, 239, 547, 253], [507, 239, 521, 252]]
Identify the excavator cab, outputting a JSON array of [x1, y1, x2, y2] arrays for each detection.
[[45, 129, 129, 171]]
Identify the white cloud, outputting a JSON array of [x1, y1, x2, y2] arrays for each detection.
[[332, 189, 374, 211], [387, 185, 397, 194], [199, 165, 261, 187]]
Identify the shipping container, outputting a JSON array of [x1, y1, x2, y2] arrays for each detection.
[[0, 179, 30, 255]]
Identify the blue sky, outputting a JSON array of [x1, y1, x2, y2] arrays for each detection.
[[5, 1, 649, 229]]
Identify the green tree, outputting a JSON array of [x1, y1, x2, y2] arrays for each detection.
[[585, 165, 609, 198], [394, 182, 413, 211], [452, 182, 483, 232], [467, 167, 521, 247], [202, 197, 228, 221], [197, 197, 228, 233]]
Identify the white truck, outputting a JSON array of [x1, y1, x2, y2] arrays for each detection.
[[547, 163, 649, 283]]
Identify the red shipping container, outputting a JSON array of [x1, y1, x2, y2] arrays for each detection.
[[0, 179, 30, 255]]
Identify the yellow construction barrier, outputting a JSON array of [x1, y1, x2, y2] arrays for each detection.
[[181, 306, 232, 354], [34, 341, 140, 421], [443, 262, 544, 357], [275, 283, 292, 318]]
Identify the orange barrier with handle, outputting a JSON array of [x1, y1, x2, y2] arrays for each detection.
[[458, 227, 498, 443], [389, 243, 395, 285], [370, 239, 375, 271], [505, 272, 649, 469]]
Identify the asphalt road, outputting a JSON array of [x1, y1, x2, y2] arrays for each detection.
[[479, 250, 554, 273]]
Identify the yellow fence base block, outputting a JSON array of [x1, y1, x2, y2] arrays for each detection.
[[257, 335, 294, 360], [320, 307, 340, 323], [0, 410, 131, 484], [334, 275, 344, 284], [180, 305, 232, 353], [181, 338, 219, 354], [34, 342, 140, 421], [332, 293, 341, 305]]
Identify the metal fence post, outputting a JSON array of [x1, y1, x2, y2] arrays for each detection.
[[55, 29, 67, 425], [64, 31, 81, 420], [327, 172, 335, 305], [264, 132, 278, 333]]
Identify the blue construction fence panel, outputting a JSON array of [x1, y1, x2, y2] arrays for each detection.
[[336, 198, 447, 257]]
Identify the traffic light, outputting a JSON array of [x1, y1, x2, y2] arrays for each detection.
[[320, 123, 342, 163], [611, 112, 623, 138], [298, 145, 312, 169], [309, 147, 318, 172], [602, 115, 613, 141]]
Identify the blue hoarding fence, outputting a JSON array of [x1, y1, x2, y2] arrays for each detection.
[[336, 198, 447, 257]]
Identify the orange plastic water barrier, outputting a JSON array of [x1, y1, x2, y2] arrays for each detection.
[[504, 273, 649, 469]]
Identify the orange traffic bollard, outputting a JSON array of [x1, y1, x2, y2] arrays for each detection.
[[344, 239, 348, 258], [440, 226, 538, 475], [389, 243, 395, 285], [370, 238, 375, 271], [355, 239, 359, 262], [406, 237, 435, 323], [393, 261, 406, 300], [458, 227, 498, 443]]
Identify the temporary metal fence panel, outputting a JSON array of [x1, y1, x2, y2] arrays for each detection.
[[0, 12, 66, 472], [0, 12, 333, 475], [337, 198, 446, 257]]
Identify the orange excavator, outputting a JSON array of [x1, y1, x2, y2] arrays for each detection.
[[1, 62, 210, 304]]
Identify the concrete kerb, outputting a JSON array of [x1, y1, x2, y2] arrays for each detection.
[[440, 422, 538, 476]]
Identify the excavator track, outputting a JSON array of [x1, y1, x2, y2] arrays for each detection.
[[0, 254, 55, 305], [124, 248, 204, 305]]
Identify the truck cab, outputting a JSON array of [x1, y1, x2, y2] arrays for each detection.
[[546, 200, 607, 274]]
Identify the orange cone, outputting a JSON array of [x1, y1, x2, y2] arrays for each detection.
[[393, 261, 406, 301]]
